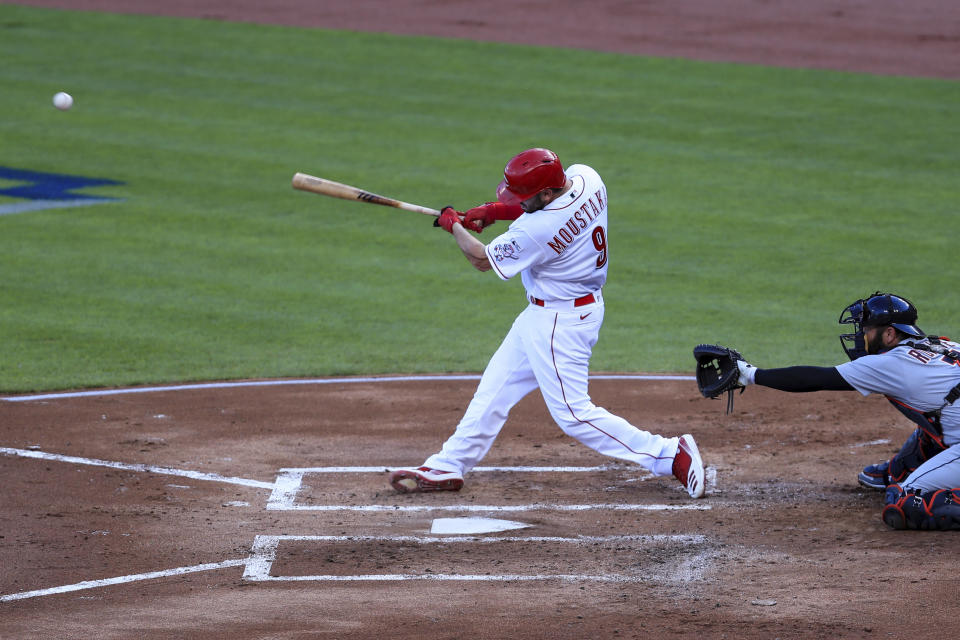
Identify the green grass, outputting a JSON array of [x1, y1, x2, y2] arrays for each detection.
[[0, 5, 958, 392]]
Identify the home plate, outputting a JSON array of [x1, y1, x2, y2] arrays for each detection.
[[430, 517, 532, 535]]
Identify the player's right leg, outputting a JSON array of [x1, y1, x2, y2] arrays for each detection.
[[389, 315, 539, 493]]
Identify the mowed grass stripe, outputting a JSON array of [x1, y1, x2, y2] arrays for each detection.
[[0, 5, 957, 391]]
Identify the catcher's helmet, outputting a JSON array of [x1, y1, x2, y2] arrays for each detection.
[[496, 148, 566, 206], [839, 291, 924, 360]]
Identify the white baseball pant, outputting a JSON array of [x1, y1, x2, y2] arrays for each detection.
[[424, 299, 679, 476]]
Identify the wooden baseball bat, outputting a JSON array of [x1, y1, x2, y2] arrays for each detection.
[[291, 172, 440, 217]]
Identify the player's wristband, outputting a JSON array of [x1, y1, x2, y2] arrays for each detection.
[[491, 202, 524, 220]]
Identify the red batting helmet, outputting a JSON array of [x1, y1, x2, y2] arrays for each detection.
[[496, 148, 566, 205]]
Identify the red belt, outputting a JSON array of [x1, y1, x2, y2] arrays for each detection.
[[530, 293, 596, 308]]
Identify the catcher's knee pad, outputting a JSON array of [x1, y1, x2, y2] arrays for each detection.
[[887, 429, 947, 484], [882, 485, 960, 531]]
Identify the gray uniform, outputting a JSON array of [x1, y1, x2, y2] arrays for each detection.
[[836, 338, 960, 491]]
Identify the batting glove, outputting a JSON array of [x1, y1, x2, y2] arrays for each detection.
[[737, 359, 758, 386], [433, 206, 463, 234], [462, 202, 524, 233]]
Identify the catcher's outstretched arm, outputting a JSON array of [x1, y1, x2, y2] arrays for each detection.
[[755, 366, 853, 392]]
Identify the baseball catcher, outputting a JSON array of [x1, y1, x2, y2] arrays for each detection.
[[693, 344, 746, 414], [697, 292, 960, 530]]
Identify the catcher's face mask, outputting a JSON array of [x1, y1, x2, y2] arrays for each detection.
[[839, 292, 925, 361], [839, 299, 867, 361]]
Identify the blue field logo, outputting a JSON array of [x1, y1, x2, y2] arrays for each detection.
[[0, 167, 124, 216]]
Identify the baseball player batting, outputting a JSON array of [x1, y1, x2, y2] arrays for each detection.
[[698, 292, 960, 530], [389, 148, 706, 499]]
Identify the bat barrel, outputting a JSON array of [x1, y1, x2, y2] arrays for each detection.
[[292, 172, 440, 216]]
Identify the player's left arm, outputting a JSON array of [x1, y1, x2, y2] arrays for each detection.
[[461, 202, 525, 232], [452, 223, 491, 271], [435, 207, 491, 271]]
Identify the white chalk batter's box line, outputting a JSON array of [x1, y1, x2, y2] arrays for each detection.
[[1, 447, 715, 512], [0, 532, 710, 601], [242, 533, 708, 583], [267, 466, 717, 512], [0, 449, 714, 601], [0, 373, 695, 402], [0, 447, 716, 512]]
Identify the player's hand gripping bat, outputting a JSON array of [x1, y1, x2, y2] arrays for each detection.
[[291, 172, 440, 217]]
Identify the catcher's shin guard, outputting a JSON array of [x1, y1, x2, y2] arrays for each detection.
[[887, 428, 946, 483], [881, 485, 960, 531], [862, 428, 949, 491]]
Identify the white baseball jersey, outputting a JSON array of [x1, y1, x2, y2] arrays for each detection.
[[423, 162, 682, 479], [484, 164, 608, 301]]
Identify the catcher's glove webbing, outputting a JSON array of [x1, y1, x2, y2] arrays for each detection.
[[694, 344, 745, 414]]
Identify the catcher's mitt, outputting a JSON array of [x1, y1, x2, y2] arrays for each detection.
[[693, 344, 745, 414]]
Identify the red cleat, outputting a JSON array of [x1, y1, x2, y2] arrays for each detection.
[[389, 466, 464, 493], [672, 435, 705, 499]]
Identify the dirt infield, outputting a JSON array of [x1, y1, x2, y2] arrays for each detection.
[[2, 379, 958, 638], [3, 1, 959, 638]]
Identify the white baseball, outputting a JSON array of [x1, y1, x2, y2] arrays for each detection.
[[53, 92, 73, 111]]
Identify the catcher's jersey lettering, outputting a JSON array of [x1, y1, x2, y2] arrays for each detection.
[[837, 338, 960, 446]]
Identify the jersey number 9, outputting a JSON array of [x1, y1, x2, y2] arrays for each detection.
[[592, 227, 607, 268]]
